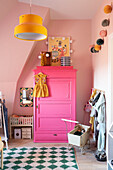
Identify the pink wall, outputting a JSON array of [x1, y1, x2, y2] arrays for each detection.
[[13, 6, 50, 115], [0, 2, 49, 82], [48, 20, 92, 124], [0, 82, 16, 115], [0, 1, 49, 115], [13, 40, 48, 115], [14, 19, 92, 124], [0, 1, 92, 125], [91, 0, 113, 131], [91, 0, 113, 91], [0, 0, 17, 22]]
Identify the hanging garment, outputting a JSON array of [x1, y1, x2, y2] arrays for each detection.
[[90, 107, 98, 138], [93, 92, 106, 152], [93, 92, 105, 123], [89, 92, 101, 106], [97, 123, 105, 152], [89, 116, 94, 132], [90, 89, 97, 99], [33, 72, 49, 98], [92, 92, 101, 106], [89, 92, 100, 133], [89, 107, 96, 132], [90, 107, 96, 117], [94, 116, 99, 142], [0, 103, 2, 128], [3, 99, 9, 139]]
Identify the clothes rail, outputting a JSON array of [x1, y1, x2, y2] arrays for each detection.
[[92, 88, 105, 94], [0, 99, 8, 149]]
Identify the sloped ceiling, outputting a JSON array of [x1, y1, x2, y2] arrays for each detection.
[[0, 1, 50, 116], [18, 0, 104, 19], [0, 1, 49, 82], [0, 0, 104, 83], [0, 0, 17, 22]]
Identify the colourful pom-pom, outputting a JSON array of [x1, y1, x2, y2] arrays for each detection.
[[104, 5, 112, 14], [99, 30, 107, 38], [96, 39, 104, 45], [90, 47, 99, 53], [95, 45, 101, 51], [102, 19, 110, 27]]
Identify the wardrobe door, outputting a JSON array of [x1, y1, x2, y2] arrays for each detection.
[[33, 66, 76, 142], [39, 79, 72, 101]]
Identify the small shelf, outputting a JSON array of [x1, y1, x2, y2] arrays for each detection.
[[11, 125, 32, 127], [108, 122, 113, 170], [108, 160, 113, 170], [108, 131, 113, 139], [10, 116, 33, 139]]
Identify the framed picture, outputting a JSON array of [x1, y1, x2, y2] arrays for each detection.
[[20, 88, 33, 107], [48, 37, 70, 66]]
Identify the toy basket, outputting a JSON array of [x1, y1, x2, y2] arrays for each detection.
[[61, 119, 91, 153]]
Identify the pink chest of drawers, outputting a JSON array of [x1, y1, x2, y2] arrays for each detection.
[[33, 66, 77, 143]]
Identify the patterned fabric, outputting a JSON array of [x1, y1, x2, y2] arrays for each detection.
[[3, 99, 9, 138], [33, 73, 49, 98], [2, 146, 79, 170], [0, 103, 2, 128]]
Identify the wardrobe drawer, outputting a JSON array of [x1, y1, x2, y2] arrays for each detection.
[[22, 128, 31, 139], [22, 131, 31, 135], [22, 128, 31, 132], [34, 133, 67, 142], [22, 134, 31, 139]]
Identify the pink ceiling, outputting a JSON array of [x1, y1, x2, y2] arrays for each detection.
[[19, 0, 104, 19]]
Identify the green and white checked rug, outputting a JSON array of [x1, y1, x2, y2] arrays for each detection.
[[1, 146, 79, 170]]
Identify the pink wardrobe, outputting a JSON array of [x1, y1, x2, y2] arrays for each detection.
[[33, 66, 77, 142]]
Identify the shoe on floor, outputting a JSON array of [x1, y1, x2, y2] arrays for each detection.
[[96, 153, 107, 162]]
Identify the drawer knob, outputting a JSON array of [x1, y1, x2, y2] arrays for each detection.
[[53, 134, 57, 136]]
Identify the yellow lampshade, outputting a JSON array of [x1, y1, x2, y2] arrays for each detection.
[[94, 45, 101, 51], [14, 14, 47, 41], [104, 5, 112, 14]]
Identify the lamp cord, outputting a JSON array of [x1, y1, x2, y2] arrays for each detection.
[[30, 0, 32, 14]]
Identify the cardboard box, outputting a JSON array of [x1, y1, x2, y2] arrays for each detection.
[[22, 128, 31, 139], [14, 128, 21, 139]]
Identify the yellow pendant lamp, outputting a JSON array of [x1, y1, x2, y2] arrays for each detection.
[[14, 0, 47, 41]]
